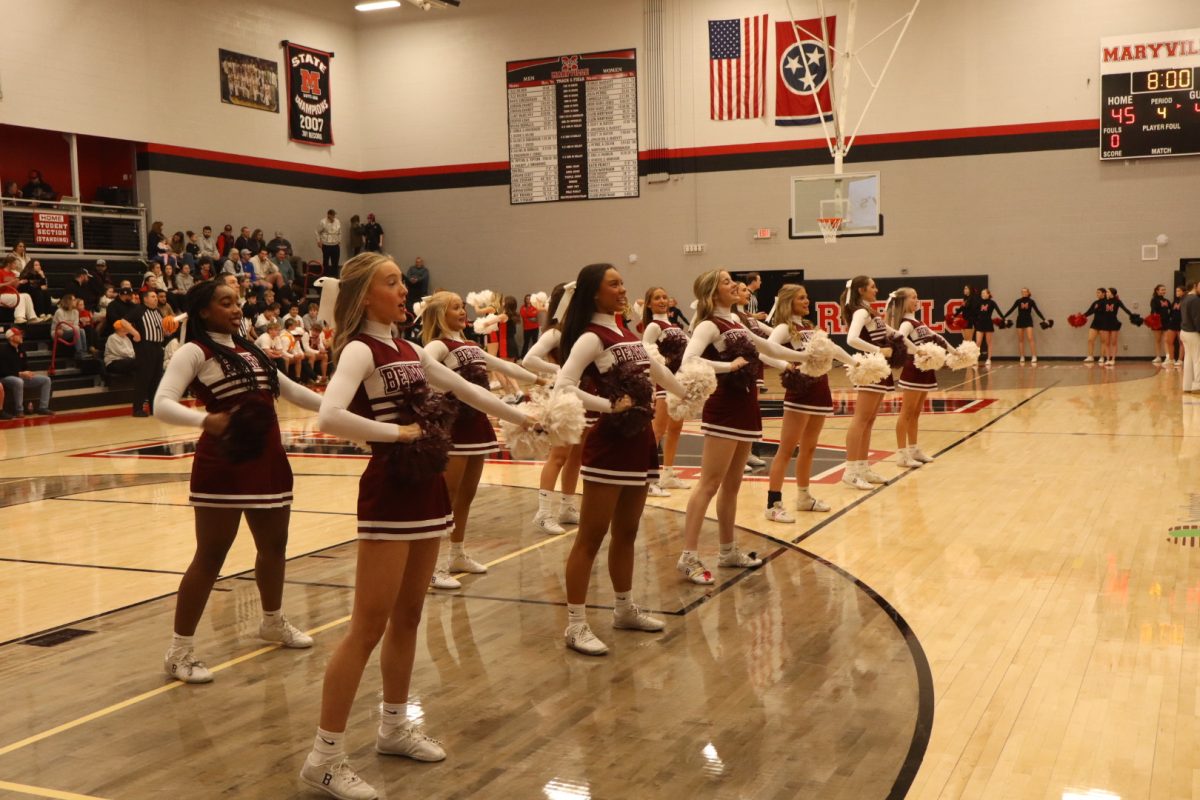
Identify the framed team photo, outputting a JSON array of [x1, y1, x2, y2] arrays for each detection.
[[218, 48, 280, 113]]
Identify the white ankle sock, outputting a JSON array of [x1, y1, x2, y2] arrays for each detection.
[[559, 492, 576, 510], [537, 489, 552, 514], [567, 603, 587, 626], [797, 486, 812, 499], [681, 549, 698, 561], [719, 542, 734, 556], [379, 702, 407, 730], [262, 609, 282, 624], [171, 633, 194, 650], [844, 460, 858, 476], [449, 542, 465, 559], [313, 727, 344, 758], [613, 591, 632, 612]]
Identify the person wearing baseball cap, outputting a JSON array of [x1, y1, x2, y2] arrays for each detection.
[[0, 326, 53, 417], [363, 213, 384, 253]]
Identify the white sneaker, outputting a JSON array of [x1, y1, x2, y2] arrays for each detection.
[[797, 494, 831, 512], [1019, 357, 1025, 364], [743, 463, 753, 473], [1153, 357, 1162, 364], [647, 483, 671, 497], [746, 454, 766, 467], [985, 359, 992, 367], [1105, 359, 1115, 368], [1030, 356, 1037, 364], [164, 647, 213, 683], [612, 604, 665, 632], [911, 448, 935, 464], [861, 468, 887, 484], [430, 568, 461, 590], [259, 615, 313, 648], [376, 721, 446, 761], [533, 511, 565, 535], [300, 755, 378, 800], [842, 470, 873, 491], [1177, 360, 1184, 367], [718, 545, 763, 569], [564, 622, 609, 655], [449, 553, 487, 574], [658, 468, 688, 489], [897, 450, 921, 468], [558, 503, 580, 526], [764, 501, 795, 523], [1084, 356, 1094, 363], [676, 553, 714, 585]]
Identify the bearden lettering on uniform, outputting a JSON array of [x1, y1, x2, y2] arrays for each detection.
[[379, 363, 425, 393]]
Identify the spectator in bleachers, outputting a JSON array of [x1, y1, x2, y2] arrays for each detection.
[[95, 287, 116, 331], [102, 322, 136, 384], [271, 246, 295, 287], [196, 257, 214, 282], [21, 170, 55, 202], [8, 241, 29, 272], [0, 327, 53, 416], [255, 303, 281, 334], [255, 320, 288, 372], [302, 301, 320, 332], [162, 264, 183, 308], [184, 231, 200, 265], [143, 262, 166, 291], [156, 289, 175, 317], [362, 213, 384, 253], [175, 263, 195, 295], [283, 303, 304, 331], [250, 246, 275, 282], [147, 221, 166, 258], [76, 298, 95, 353], [405, 256, 429, 311], [316, 209, 342, 277], [216, 225, 235, 259], [18, 259, 53, 316], [198, 226, 220, 260], [221, 249, 242, 277], [156, 241, 177, 269], [349, 214, 363, 256], [234, 226, 254, 255], [169, 231, 187, 264], [102, 286, 135, 336], [71, 268, 100, 310], [301, 319, 329, 384], [238, 248, 258, 288], [251, 228, 267, 252], [281, 318, 306, 381], [3, 181, 21, 199], [266, 231, 292, 257], [0, 255, 46, 324], [90, 259, 113, 296], [52, 293, 87, 359]]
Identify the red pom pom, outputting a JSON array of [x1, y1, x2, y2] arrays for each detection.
[[945, 315, 967, 332], [1145, 313, 1163, 331], [1068, 313, 1087, 328]]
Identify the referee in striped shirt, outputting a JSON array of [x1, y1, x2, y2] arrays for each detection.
[[124, 289, 167, 417]]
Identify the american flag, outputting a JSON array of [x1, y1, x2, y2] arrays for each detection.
[[709, 14, 768, 120]]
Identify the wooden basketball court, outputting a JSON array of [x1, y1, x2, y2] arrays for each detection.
[[0, 361, 1190, 799]]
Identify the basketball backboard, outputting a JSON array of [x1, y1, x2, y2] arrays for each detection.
[[789, 172, 882, 239]]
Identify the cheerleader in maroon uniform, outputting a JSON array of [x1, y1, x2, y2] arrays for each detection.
[[841, 275, 897, 491], [420, 290, 540, 589], [887, 287, 948, 468], [522, 282, 587, 534], [642, 286, 690, 492], [300, 254, 533, 799], [154, 280, 323, 684], [764, 284, 853, 522], [676, 269, 815, 584], [551, 263, 688, 656]]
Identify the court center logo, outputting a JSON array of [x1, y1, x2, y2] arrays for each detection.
[[780, 41, 829, 95]]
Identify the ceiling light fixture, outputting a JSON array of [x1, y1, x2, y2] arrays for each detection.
[[355, 1, 401, 11]]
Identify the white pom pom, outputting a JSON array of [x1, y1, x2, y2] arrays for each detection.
[[944, 341, 980, 370], [473, 313, 500, 335], [412, 300, 426, 318], [668, 359, 717, 421], [643, 341, 666, 366], [465, 291, 479, 307], [538, 390, 586, 446], [531, 291, 549, 310], [913, 342, 947, 372], [799, 331, 839, 377], [500, 418, 551, 461], [845, 352, 890, 386], [475, 289, 495, 309]]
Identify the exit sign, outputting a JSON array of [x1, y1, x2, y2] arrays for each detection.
[[754, 228, 773, 239]]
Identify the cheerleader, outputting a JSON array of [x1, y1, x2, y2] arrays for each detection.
[[1167, 286, 1185, 367], [841, 275, 896, 491], [479, 294, 521, 401], [154, 280, 323, 684], [522, 283, 585, 534], [973, 288, 1003, 366], [420, 291, 540, 589], [1095, 288, 1135, 367], [1002, 288, 1045, 364], [888, 288, 948, 467], [676, 269, 816, 584], [1150, 284, 1172, 364], [642, 286, 690, 492], [1081, 287, 1107, 363], [764, 284, 853, 522], [956, 284, 979, 344], [552, 263, 688, 655], [300, 254, 533, 799]]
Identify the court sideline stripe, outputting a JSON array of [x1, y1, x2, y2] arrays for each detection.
[[0, 557, 183, 576], [793, 384, 1056, 546], [0, 781, 109, 800]]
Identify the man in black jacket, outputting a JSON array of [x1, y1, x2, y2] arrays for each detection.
[[0, 327, 53, 417]]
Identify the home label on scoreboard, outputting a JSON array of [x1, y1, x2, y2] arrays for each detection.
[[1100, 28, 1200, 160], [506, 49, 639, 204]]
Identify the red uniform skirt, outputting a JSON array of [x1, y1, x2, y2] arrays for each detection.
[[450, 407, 499, 456], [356, 444, 452, 540], [897, 359, 938, 392], [700, 385, 762, 441], [190, 427, 293, 509], [783, 374, 834, 416], [580, 416, 660, 486]]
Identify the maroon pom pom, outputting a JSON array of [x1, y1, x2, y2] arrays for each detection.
[[945, 315, 967, 332], [387, 390, 458, 481], [595, 360, 655, 437], [1039, 319, 1055, 330], [221, 393, 276, 463], [656, 335, 687, 372], [721, 336, 760, 394], [1068, 313, 1087, 328], [780, 368, 818, 394], [885, 334, 908, 369]]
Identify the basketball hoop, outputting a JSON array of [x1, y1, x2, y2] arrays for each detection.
[[816, 217, 843, 244]]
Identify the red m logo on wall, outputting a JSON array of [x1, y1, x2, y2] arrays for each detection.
[[300, 69, 321, 95]]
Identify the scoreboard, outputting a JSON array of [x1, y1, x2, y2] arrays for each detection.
[[1100, 28, 1200, 160]]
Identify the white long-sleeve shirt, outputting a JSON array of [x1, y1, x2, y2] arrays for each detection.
[[318, 320, 528, 444], [522, 327, 561, 375], [768, 319, 855, 364], [681, 308, 811, 373], [845, 308, 894, 353], [154, 334, 323, 428], [424, 333, 538, 383], [553, 314, 686, 414]]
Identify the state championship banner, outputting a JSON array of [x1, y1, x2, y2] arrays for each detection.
[[284, 41, 333, 146], [775, 17, 836, 126]]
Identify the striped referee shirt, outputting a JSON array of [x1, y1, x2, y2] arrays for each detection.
[[137, 308, 165, 343]]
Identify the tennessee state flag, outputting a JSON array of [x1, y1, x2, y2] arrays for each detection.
[[775, 17, 836, 126]]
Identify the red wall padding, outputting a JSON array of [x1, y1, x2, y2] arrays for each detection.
[[1, 124, 135, 202]]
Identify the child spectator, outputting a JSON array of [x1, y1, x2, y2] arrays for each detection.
[[300, 320, 329, 384], [52, 294, 87, 359]]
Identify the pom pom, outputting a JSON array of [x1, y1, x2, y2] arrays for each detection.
[[913, 342, 947, 372], [500, 418, 550, 461], [1068, 313, 1088, 328], [945, 315, 967, 332], [473, 313, 500, 335], [387, 391, 458, 482], [594, 360, 655, 437], [655, 334, 687, 371], [798, 331, 838, 377], [944, 341, 981, 370], [465, 291, 478, 307], [884, 334, 908, 369], [531, 291, 549, 310], [500, 389, 585, 457], [1144, 313, 1162, 331], [668, 359, 717, 421], [643, 341, 667, 367], [721, 336, 760, 394], [1130, 313, 1144, 327], [780, 367, 818, 394], [221, 394, 276, 463], [471, 290, 495, 310], [1040, 319, 1055, 330], [992, 317, 1005, 329], [845, 352, 891, 386]]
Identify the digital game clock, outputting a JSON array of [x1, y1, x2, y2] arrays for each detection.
[[1101, 28, 1200, 160]]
